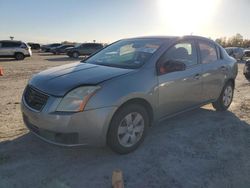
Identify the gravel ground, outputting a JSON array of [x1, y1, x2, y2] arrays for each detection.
[[0, 53, 249, 188]]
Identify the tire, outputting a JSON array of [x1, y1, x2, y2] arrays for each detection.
[[15, 53, 25, 60], [212, 81, 234, 111], [245, 75, 250, 81], [72, 51, 79, 58], [107, 104, 149, 154]]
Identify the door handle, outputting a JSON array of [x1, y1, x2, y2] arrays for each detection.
[[194, 74, 201, 80]]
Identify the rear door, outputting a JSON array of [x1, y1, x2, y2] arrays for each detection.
[[157, 40, 203, 118], [197, 40, 226, 101]]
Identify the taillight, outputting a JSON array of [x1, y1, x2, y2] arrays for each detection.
[[20, 43, 29, 50]]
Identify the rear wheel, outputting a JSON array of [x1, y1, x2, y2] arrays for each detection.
[[15, 53, 25, 60], [245, 75, 250, 81], [107, 104, 149, 154], [72, 51, 79, 58], [212, 81, 234, 111]]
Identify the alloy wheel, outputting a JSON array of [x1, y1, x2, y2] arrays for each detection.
[[117, 112, 145, 147], [223, 85, 233, 106]]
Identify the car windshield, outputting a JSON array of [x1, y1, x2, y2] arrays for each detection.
[[75, 43, 82, 47], [83, 39, 163, 69]]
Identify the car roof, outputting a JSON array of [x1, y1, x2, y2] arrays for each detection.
[[124, 35, 216, 43], [83, 43, 103, 45], [0, 40, 22, 43]]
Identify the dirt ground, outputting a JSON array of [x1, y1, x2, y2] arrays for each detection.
[[0, 53, 249, 188]]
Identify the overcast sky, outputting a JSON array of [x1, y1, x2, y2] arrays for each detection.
[[0, 0, 249, 44]]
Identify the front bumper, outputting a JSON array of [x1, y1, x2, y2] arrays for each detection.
[[66, 51, 73, 56], [21, 96, 117, 147]]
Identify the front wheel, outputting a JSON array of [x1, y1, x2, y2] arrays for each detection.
[[107, 104, 149, 154], [212, 82, 234, 111]]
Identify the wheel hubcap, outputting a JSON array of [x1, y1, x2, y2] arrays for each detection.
[[223, 85, 233, 106], [117, 112, 144, 147]]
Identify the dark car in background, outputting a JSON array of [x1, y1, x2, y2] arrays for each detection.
[[66, 43, 104, 58], [244, 60, 250, 80], [28, 43, 41, 50], [243, 50, 250, 59], [41, 43, 61, 52], [50, 44, 75, 55]]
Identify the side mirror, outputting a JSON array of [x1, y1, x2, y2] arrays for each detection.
[[158, 60, 186, 75]]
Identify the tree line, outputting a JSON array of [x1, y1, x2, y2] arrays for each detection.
[[215, 33, 250, 48]]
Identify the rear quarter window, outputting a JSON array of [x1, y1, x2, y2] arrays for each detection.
[[216, 46, 223, 59]]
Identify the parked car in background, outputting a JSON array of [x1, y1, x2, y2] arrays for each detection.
[[66, 43, 104, 58], [50, 44, 75, 55], [21, 36, 237, 154], [243, 49, 250, 59], [28, 43, 41, 50], [244, 60, 250, 80], [225, 47, 244, 60], [41, 43, 61, 52], [0, 40, 32, 60]]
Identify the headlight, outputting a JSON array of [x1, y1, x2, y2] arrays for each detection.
[[56, 86, 100, 112]]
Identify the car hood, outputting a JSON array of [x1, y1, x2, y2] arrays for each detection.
[[29, 62, 134, 96], [66, 47, 77, 51]]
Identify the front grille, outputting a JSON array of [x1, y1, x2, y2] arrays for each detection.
[[24, 86, 48, 111]]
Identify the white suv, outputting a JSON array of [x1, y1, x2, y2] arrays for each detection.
[[0, 40, 32, 60]]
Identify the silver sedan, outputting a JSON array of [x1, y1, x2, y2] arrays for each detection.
[[21, 36, 238, 154]]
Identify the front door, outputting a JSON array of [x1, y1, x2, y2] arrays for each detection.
[[157, 40, 202, 118]]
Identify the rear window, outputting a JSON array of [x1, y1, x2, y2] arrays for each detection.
[[20, 43, 28, 48], [198, 41, 218, 64]]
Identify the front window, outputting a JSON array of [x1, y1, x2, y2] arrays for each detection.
[[161, 41, 198, 67], [84, 39, 163, 69]]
